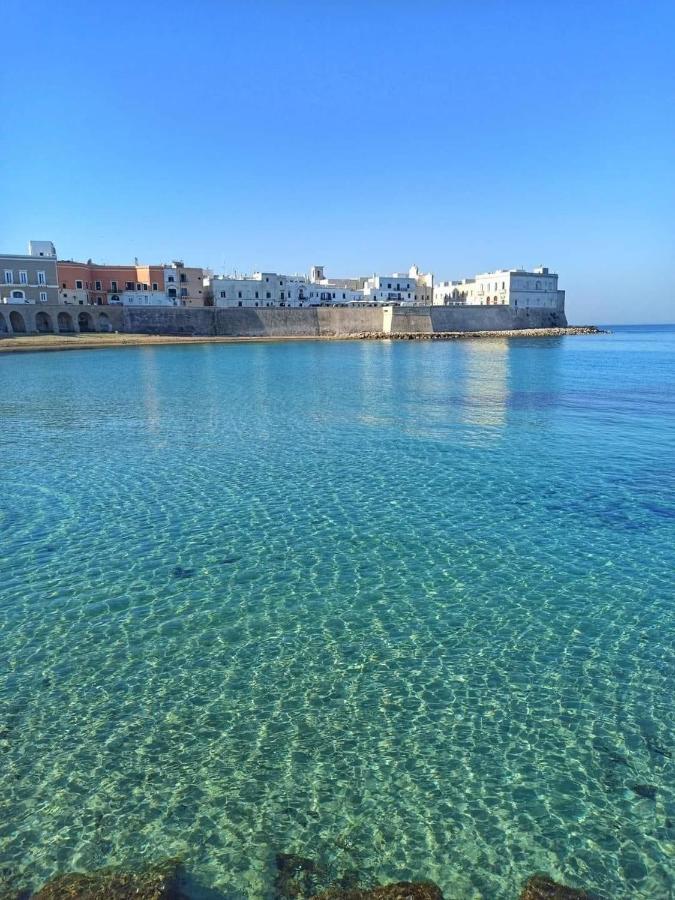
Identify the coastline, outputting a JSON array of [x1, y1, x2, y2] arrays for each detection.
[[0, 326, 604, 355]]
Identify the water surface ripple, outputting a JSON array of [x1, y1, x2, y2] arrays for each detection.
[[0, 327, 674, 898]]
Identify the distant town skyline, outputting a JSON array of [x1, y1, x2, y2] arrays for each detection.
[[2, 0, 673, 325]]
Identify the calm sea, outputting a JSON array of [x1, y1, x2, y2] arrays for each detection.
[[0, 326, 674, 898]]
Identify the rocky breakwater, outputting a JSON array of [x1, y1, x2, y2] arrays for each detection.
[[356, 327, 606, 341]]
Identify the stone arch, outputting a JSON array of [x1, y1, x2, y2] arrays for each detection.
[[10, 310, 26, 333], [98, 312, 112, 332], [35, 311, 53, 333], [0, 311, 7, 334], [58, 311, 75, 333], [78, 310, 95, 332]]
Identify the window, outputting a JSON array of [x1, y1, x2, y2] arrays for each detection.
[[95, 280, 101, 290], [125, 282, 134, 290], [180, 288, 188, 297], [152, 282, 158, 291], [4, 270, 12, 284], [255, 291, 259, 299], [220, 291, 226, 298], [11, 290, 24, 299], [167, 275, 175, 283], [39, 291, 47, 302], [387, 283, 391, 289], [75, 279, 83, 289], [238, 301, 243, 307], [168, 288, 177, 297], [238, 291, 242, 298], [136, 283, 141, 291], [280, 292, 285, 300], [266, 292, 271, 299], [19, 271, 28, 284], [142, 283, 148, 291], [38, 271, 46, 285], [180, 273, 187, 282], [111, 281, 118, 291]]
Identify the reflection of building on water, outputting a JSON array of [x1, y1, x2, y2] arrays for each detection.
[[140, 348, 161, 433], [457, 340, 509, 430]]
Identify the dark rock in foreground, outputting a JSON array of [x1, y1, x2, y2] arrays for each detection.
[[520, 873, 592, 899], [32, 859, 183, 900], [310, 882, 443, 900]]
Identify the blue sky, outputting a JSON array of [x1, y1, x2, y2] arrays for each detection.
[[2, 1, 673, 323]]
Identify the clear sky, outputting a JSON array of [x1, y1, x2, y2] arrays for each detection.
[[2, 1, 673, 323]]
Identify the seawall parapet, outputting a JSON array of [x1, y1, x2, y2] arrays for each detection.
[[1, 303, 570, 339]]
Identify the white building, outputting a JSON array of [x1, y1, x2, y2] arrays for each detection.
[[433, 266, 564, 310], [108, 289, 176, 307], [363, 273, 417, 304], [208, 272, 308, 308], [207, 270, 367, 308]]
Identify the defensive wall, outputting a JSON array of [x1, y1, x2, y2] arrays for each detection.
[[0, 303, 567, 339]]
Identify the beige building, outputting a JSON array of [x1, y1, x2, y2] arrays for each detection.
[[164, 261, 207, 306], [1, 241, 59, 305]]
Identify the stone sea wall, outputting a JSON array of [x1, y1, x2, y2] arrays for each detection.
[[0, 303, 568, 339]]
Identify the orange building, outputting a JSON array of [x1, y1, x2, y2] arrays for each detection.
[[58, 260, 166, 306]]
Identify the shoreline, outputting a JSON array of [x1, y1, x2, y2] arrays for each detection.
[[0, 326, 605, 355]]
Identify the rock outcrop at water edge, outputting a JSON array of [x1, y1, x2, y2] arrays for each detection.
[[519, 873, 592, 899], [31, 858, 183, 900]]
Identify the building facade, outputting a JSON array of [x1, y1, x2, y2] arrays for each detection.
[[207, 271, 337, 308], [1, 241, 58, 304], [164, 262, 206, 306], [433, 266, 564, 310], [58, 260, 171, 306], [58, 260, 206, 307]]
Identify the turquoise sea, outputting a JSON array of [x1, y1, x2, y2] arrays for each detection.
[[1, 326, 674, 899]]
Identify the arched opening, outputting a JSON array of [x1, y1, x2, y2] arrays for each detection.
[[10, 310, 26, 333], [78, 311, 95, 332], [98, 312, 112, 332], [57, 311, 75, 333], [35, 311, 53, 333], [11, 290, 25, 301], [0, 312, 7, 334]]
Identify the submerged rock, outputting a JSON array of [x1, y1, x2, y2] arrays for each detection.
[[32, 858, 183, 900], [520, 873, 592, 899], [275, 854, 326, 898], [310, 882, 443, 900], [631, 783, 657, 800], [171, 566, 195, 579]]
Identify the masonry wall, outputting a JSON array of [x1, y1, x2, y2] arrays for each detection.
[[0, 302, 567, 338]]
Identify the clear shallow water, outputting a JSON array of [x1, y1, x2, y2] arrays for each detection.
[[0, 326, 674, 899]]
